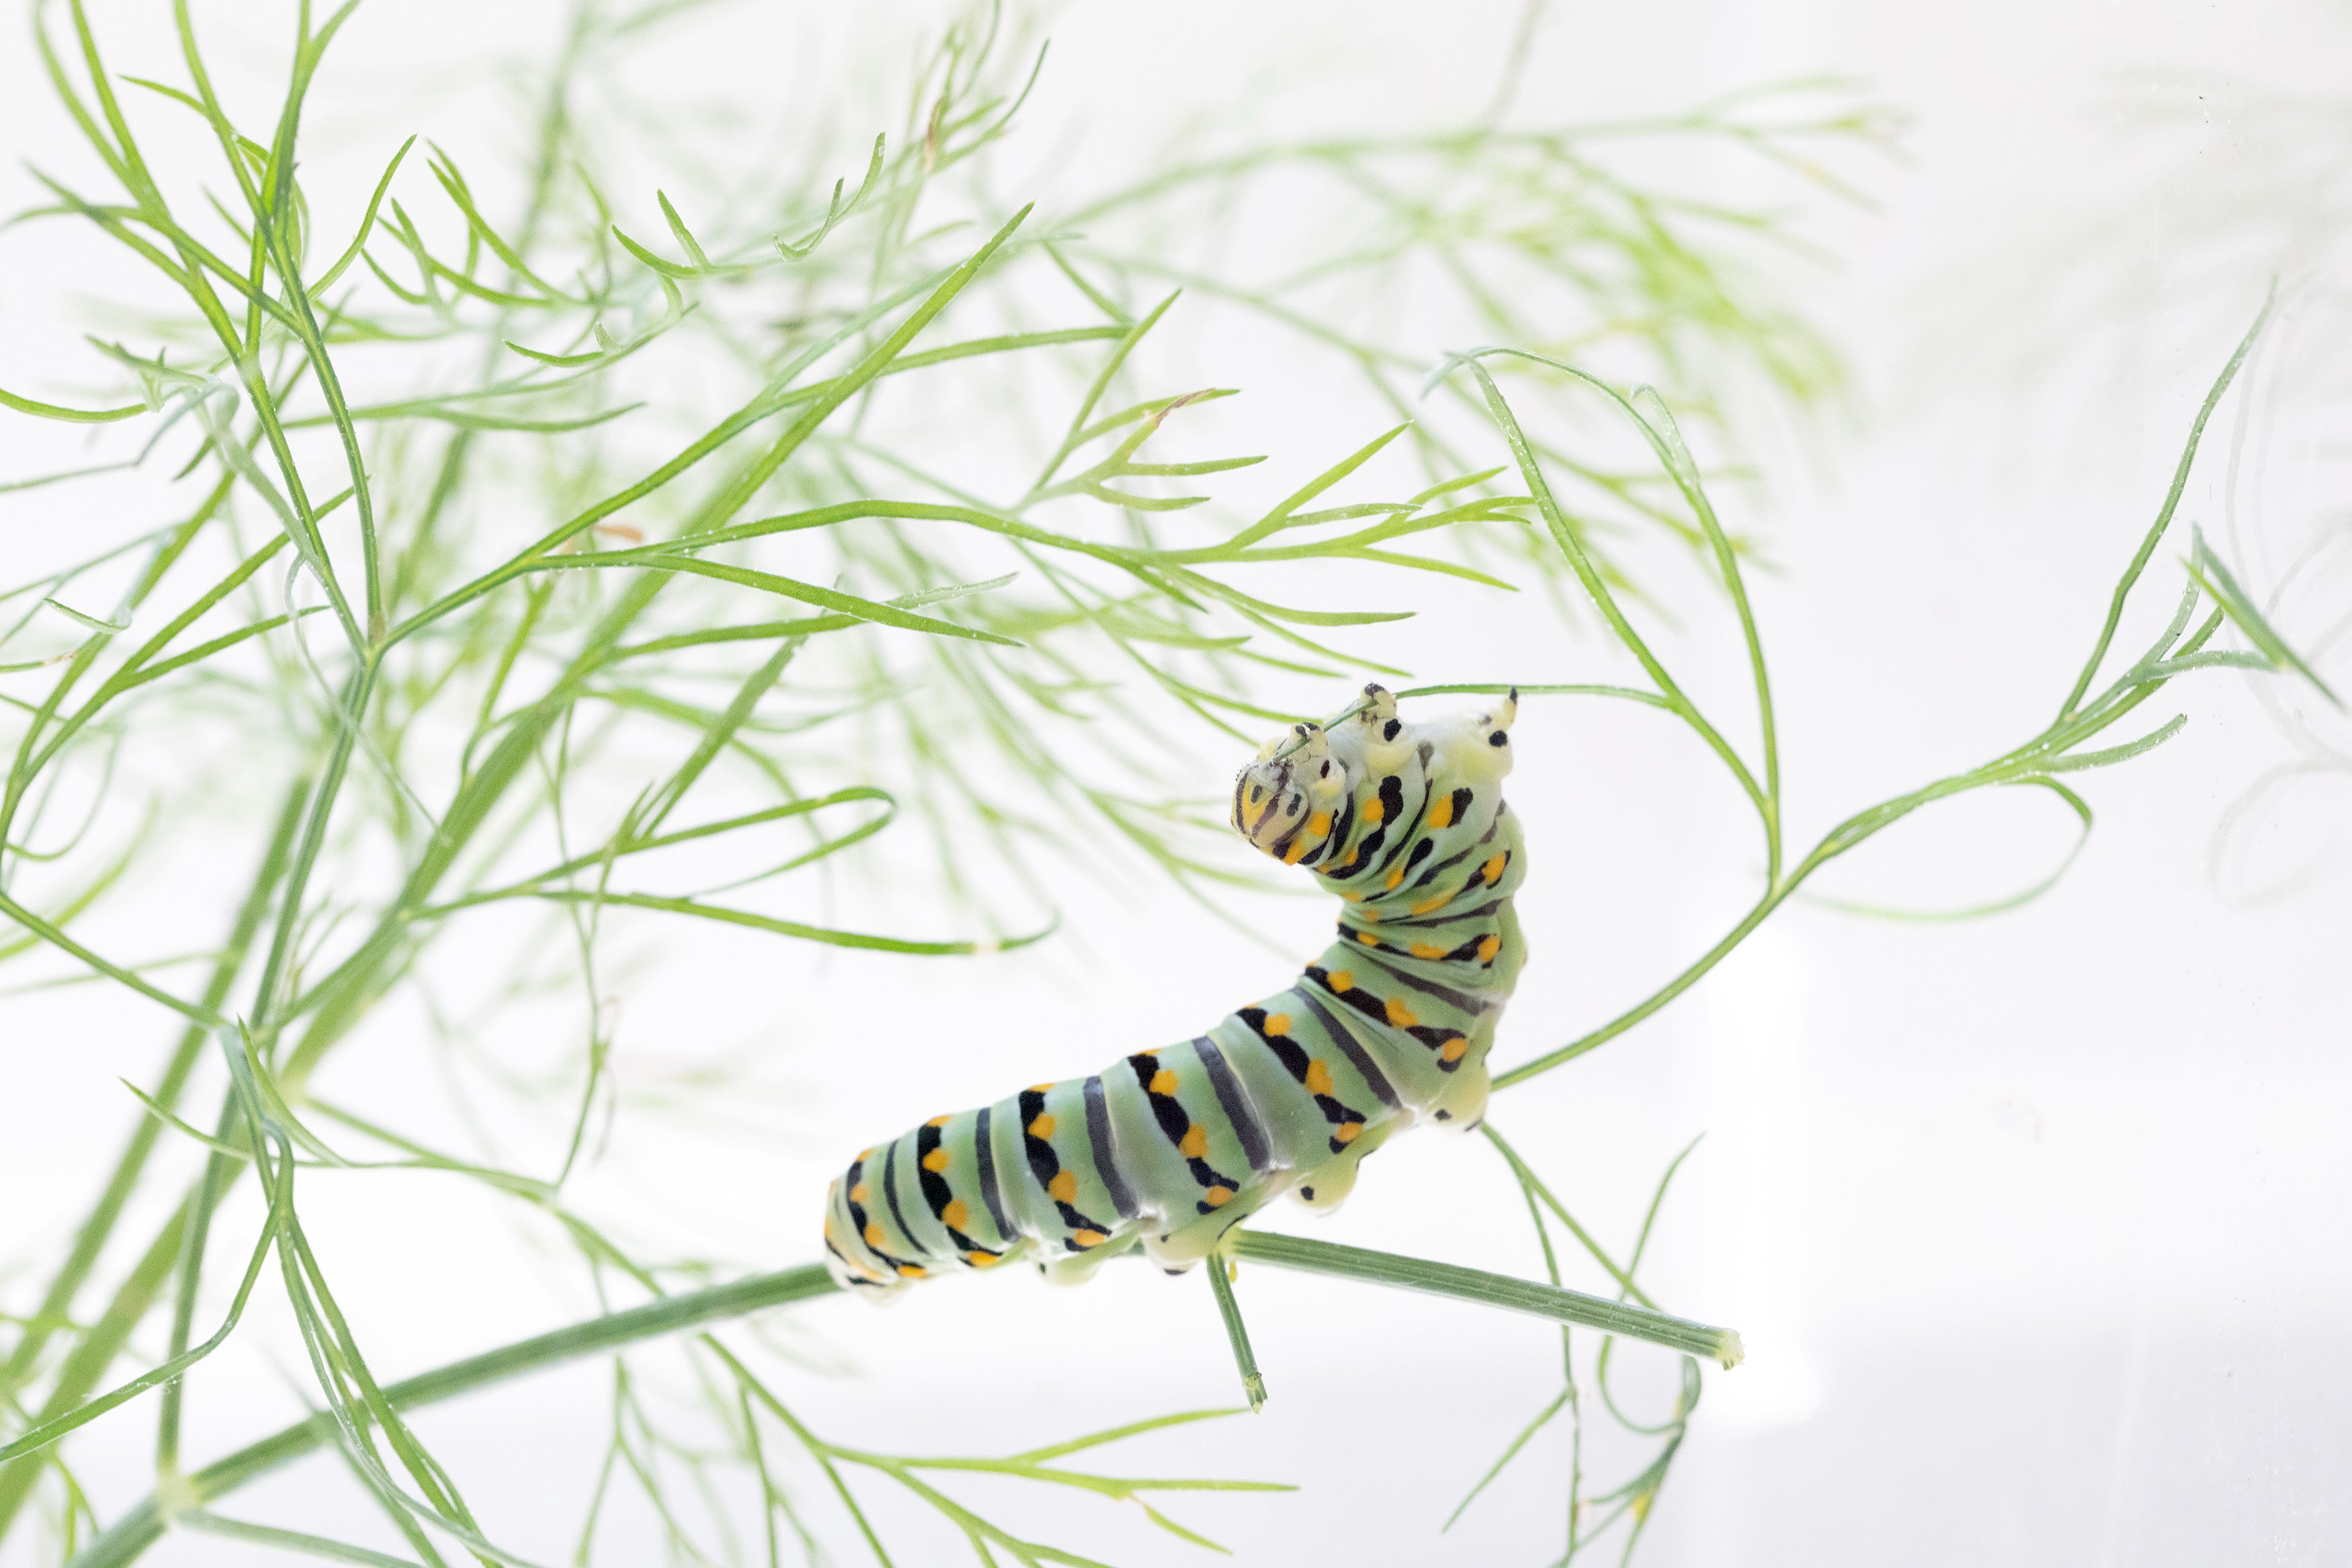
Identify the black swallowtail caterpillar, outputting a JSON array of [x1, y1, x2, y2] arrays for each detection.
[[823, 683, 1527, 1291]]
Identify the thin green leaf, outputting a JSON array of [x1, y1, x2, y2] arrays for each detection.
[[2189, 525, 2341, 705], [1443, 1388, 1569, 1530], [0, 386, 146, 422]]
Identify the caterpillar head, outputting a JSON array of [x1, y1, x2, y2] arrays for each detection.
[[1232, 721, 1349, 865]]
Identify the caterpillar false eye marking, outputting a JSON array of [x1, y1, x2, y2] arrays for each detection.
[[823, 686, 1527, 1290]]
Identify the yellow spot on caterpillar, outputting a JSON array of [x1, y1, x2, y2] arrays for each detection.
[[1341, 891, 1365, 902], [941, 1199, 970, 1229], [1072, 1229, 1107, 1247], [1150, 1068, 1179, 1096], [864, 1223, 886, 1248], [1048, 1170, 1078, 1203], [1386, 866, 1405, 890], [849, 1183, 870, 1204], [922, 1149, 950, 1173], [1357, 930, 1380, 947], [1386, 997, 1419, 1029], [967, 1250, 1000, 1268], [926, 1115, 951, 1128], [1359, 906, 1380, 922], [1361, 795, 1385, 824], [1334, 1121, 1363, 1144], [1204, 1186, 1234, 1206], [1328, 971, 1354, 992], [1180, 1126, 1208, 1158], [1264, 1013, 1293, 1036], [1477, 934, 1501, 963], [1307, 810, 1331, 836], [1482, 853, 1507, 883], [1427, 794, 1455, 830], [1411, 893, 1450, 915], [1284, 837, 1308, 865], [1028, 1113, 1056, 1139], [1440, 1036, 1469, 1062], [896, 1264, 928, 1278], [1304, 1059, 1333, 1096], [1028, 1083, 1054, 1094], [1410, 942, 1446, 959], [857, 1148, 874, 1162]]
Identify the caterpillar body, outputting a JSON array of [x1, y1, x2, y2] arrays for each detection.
[[823, 684, 1527, 1293]]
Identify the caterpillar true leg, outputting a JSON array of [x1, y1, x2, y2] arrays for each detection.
[[824, 685, 1529, 1295]]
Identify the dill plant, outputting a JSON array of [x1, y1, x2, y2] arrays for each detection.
[[0, 3, 2319, 1566]]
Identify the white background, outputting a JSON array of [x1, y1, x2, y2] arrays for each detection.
[[3, 2, 2348, 1565]]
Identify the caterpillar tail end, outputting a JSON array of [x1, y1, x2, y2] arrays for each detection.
[[823, 1178, 905, 1299]]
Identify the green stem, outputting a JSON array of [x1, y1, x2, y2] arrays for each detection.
[[1229, 1232, 1740, 1365], [0, 781, 302, 1407], [0, 1198, 192, 1534], [153, 1123, 239, 1477], [69, 1266, 841, 1568], [1490, 655, 2214, 1091], [1492, 883, 1782, 1089], [1204, 1247, 1267, 1414], [67, 1223, 1745, 1567], [249, 664, 377, 1038]]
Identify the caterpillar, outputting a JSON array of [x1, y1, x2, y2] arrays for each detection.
[[823, 683, 1527, 1292]]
